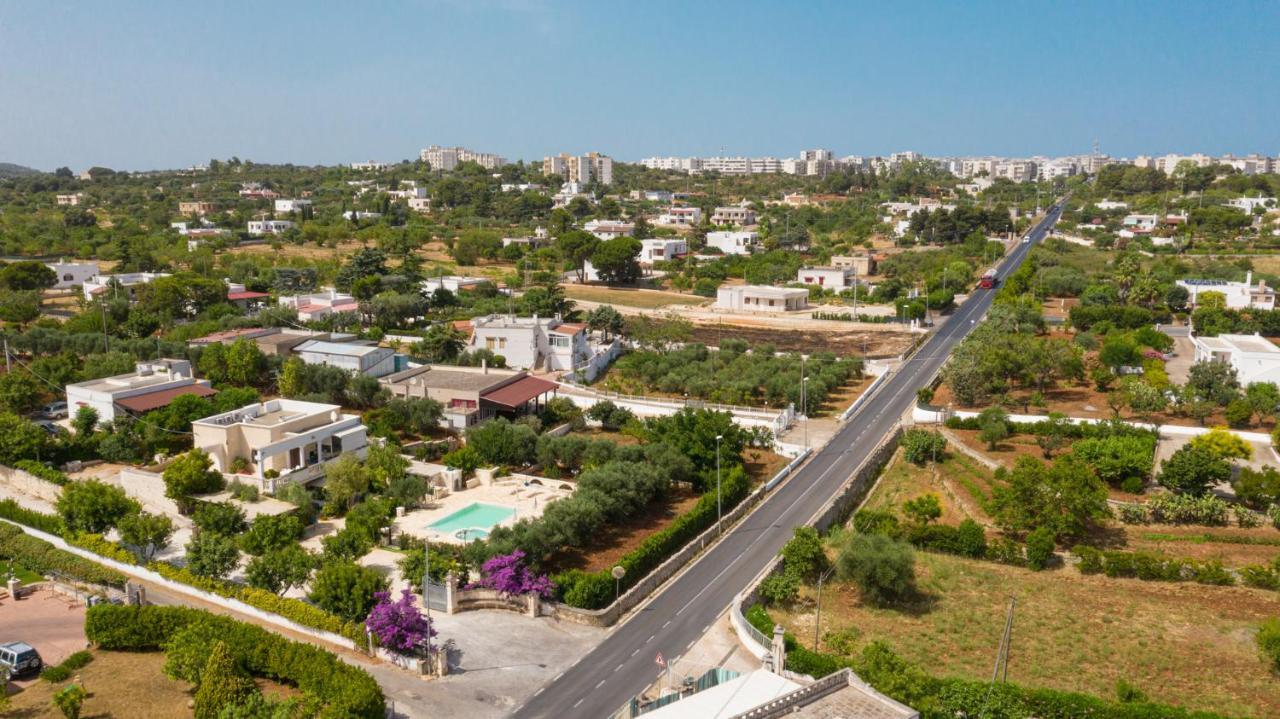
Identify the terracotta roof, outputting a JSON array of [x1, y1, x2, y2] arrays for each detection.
[[114, 383, 216, 413], [549, 322, 586, 336], [481, 375, 557, 409], [227, 290, 270, 301]]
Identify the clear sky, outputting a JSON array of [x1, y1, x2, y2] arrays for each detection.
[[2, 1, 1277, 171]]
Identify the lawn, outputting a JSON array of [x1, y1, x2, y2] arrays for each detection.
[[562, 284, 711, 308], [773, 551, 1280, 717], [2, 560, 44, 585], [6, 648, 301, 717]]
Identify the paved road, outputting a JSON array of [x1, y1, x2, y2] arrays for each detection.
[[514, 204, 1065, 719]]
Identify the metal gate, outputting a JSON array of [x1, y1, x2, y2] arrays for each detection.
[[423, 578, 448, 611]]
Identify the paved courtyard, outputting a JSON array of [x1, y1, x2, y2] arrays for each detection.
[[0, 587, 89, 692], [392, 479, 571, 546]]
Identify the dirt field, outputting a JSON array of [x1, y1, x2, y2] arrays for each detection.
[[564, 285, 712, 309], [686, 322, 915, 358], [774, 552, 1280, 717]]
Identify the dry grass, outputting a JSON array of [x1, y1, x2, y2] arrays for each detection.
[[563, 285, 712, 309], [775, 552, 1280, 717]]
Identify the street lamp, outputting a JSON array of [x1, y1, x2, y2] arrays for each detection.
[[801, 376, 810, 448], [421, 537, 433, 672], [611, 565, 626, 602], [715, 435, 723, 528], [813, 564, 837, 651]]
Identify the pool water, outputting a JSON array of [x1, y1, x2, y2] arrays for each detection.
[[427, 502, 515, 536]]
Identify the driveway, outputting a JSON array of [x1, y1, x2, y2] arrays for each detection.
[[1164, 333, 1196, 385], [0, 587, 89, 692]]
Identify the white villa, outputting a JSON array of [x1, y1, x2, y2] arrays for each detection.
[[46, 259, 99, 290], [715, 285, 809, 313], [1177, 272, 1276, 310], [1191, 333, 1280, 386], [66, 359, 214, 426], [705, 231, 757, 255], [294, 340, 398, 378], [640, 238, 688, 265], [82, 272, 170, 300]]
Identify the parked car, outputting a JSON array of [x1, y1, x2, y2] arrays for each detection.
[[42, 401, 68, 419], [0, 641, 43, 678], [33, 420, 61, 435]]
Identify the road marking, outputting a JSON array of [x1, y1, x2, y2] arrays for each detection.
[[534, 687, 544, 696], [663, 620, 671, 628], [595, 679, 606, 689], [647, 634, 654, 643], [615, 664, 623, 673], [573, 699, 583, 708], [631, 649, 639, 657]]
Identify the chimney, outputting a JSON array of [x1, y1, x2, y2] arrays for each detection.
[[1247, 271, 1254, 286]]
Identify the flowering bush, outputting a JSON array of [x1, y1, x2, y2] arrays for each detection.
[[473, 550, 555, 598], [365, 589, 436, 655]]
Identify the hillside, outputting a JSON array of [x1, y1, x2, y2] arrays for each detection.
[[0, 162, 40, 178]]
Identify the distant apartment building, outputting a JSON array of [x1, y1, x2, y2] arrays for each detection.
[[797, 266, 855, 290], [55, 193, 84, 206], [247, 219, 295, 236], [639, 157, 704, 173], [705, 231, 757, 255], [543, 152, 614, 186], [380, 364, 558, 429], [710, 205, 756, 226], [66, 359, 214, 426], [715, 285, 809, 313], [1177, 272, 1276, 311], [994, 160, 1037, 183], [583, 219, 635, 240], [82, 272, 169, 301], [655, 206, 702, 226], [278, 289, 359, 321], [193, 398, 369, 486], [178, 201, 216, 215], [46, 259, 99, 290], [420, 145, 508, 171], [640, 238, 688, 265]]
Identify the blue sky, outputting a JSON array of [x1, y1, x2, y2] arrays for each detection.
[[1, 1, 1277, 171]]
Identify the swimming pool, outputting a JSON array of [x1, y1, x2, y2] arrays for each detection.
[[427, 502, 515, 538]]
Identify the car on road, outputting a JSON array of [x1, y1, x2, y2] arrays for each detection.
[[42, 401, 68, 419], [1022, 236, 1030, 243], [0, 641, 44, 678]]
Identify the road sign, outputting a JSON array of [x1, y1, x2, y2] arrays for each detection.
[[654, 652, 665, 667]]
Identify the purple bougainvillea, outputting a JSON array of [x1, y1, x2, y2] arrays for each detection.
[[365, 589, 437, 654], [474, 550, 555, 598]]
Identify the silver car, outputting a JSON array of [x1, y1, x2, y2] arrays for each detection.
[[0, 641, 43, 677]]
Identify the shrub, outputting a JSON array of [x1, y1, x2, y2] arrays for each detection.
[[41, 650, 92, 682], [758, 570, 801, 605], [1024, 527, 1055, 570], [836, 533, 916, 606], [901, 429, 946, 465], [586, 401, 637, 431], [0, 523, 126, 587], [309, 560, 388, 622], [905, 521, 986, 559], [0, 498, 66, 535], [56, 480, 139, 534], [192, 641, 256, 719], [85, 604, 383, 717], [14, 460, 69, 486], [1257, 617, 1280, 672], [52, 684, 86, 719], [985, 537, 1026, 567], [1145, 493, 1231, 526], [1116, 503, 1149, 524], [1239, 564, 1280, 590], [1070, 434, 1156, 490], [779, 526, 829, 581], [852, 509, 900, 537]]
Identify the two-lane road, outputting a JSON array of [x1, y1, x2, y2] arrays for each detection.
[[515, 203, 1064, 719]]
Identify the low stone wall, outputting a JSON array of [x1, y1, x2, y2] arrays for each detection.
[[810, 426, 902, 532], [0, 465, 63, 506]]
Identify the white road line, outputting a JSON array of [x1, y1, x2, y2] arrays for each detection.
[[573, 699, 583, 709], [663, 620, 671, 628], [647, 634, 654, 643], [631, 649, 639, 657], [595, 679, 606, 689], [534, 688, 544, 696]]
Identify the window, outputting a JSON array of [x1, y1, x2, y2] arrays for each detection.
[[550, 335, 570, 348]]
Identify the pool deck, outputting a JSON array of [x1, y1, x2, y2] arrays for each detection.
[[392, 479, 571, 545]]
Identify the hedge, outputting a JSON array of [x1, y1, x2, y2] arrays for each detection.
[[1073, 546, 1235, 586], [14, 460, 70, 486], [85, 604, 384, 718], [944, 416, 1155, 440], [556, 467, 753, 609], [39, 650, 93, 682], [747, 604, 1238, 719], [0, 523, 126, 587], [0, 499, 66, 535]]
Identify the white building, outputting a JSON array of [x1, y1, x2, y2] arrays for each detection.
[[247, 219, 295, 236], [66, 359, 214, 426], [469, 315, 595, 374], [583, 219, 635, 240], [46, 259, 99, 290], [408, 197, 431, 213], [278, 289, 359, 321], [715, 285, 809, 313], [82, 272, 170, 301], [640, 238, 688, 265], [705, 231, 758, 255], [1227, 197, 1276, 214], [193, 398, 368, 486], [656, 206, 702, 226], [543, 152, 614, 186], [630, 190, 674, 202], [710, 205, 757, 226], [797, 266, 855, 289], [1191, 334, 1280, 386], [350, 161, 388, 171], [1094, 200, 1129, 211], [293, 340, 397, 378], [1177, 272, 1276, 310], [342, 210, 383, 221], [419, 145, 507, 171], [56, 193, 85, 206], [274, 198, 312, 214], [1123, 214, 1159, 231]]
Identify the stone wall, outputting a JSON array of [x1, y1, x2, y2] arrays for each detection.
[[118, 466, 182, 517], [810, 426, 902, 532], [0, 465, 63, 506]]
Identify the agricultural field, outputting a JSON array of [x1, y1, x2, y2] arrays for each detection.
[[563, 284, 712, 309]]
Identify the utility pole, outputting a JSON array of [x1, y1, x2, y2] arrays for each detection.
[[422, 538, 433, 673], [812, 565, 837, 650], [2, 337, 9, 373], [715, 434, 723, 530]]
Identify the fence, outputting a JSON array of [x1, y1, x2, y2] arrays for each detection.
[[839, 370, 891, 422]]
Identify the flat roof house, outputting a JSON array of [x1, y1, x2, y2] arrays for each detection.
[[66, 359, 215, 425], [82, 272, 170, 301], [710, 205, 756, 226], [705, 231, 758, 256], [830, 254, 876, 275], [193, 398, 368, 488], [247, 220, 294, 236], [656, 206, 702, 226], [715, 285, 809, 313], [179, 201, 217, 215], [422, 276, 491, 294], [189, 328, 341, 357], [797, 266, 855, 289], [583, 219, 636, 240], [294, 340, 397, 377], [46, 259, 99, 290], [274, 198, 312, 213], [1191, 333, 1280, 386], [1177, 272, 1276, 310], [469, 315, 593, 374], [278, 289, 358, 321], [640, 238, 688, 265], [380, 364, 558, 429]]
